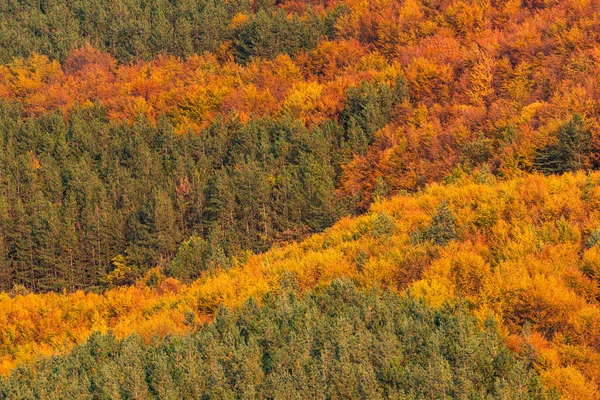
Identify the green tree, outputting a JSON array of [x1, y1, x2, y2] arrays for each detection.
[[424, 201, 459, 246], [534, 114, 591, 174]]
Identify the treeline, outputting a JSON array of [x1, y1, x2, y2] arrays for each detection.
[[0, 77, 402, 291], [0, 0, 343, 64], [0, 280, 552, 399]]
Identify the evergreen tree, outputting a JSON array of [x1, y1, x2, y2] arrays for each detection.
[[534, 114, 591, 174], [424, 201, 459, 246]]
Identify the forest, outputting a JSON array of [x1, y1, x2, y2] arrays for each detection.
[[1, 280, 552, 399], [1, 0, 600, 398]]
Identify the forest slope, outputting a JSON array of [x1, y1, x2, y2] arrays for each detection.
[[1, 0, 599, 293], [1, 0, 600, 398], [1, 171, 600, 398], [1, 280, 551, 399]]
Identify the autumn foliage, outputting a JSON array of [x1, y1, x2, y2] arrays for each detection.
[[1, 172, 600, 398], [2, 0, 600, 397], [0, 0, 598, 201], [0, 42, 396, 132]]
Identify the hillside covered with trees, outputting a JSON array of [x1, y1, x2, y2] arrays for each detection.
[[1, 0, 599, 291], [1, 0, 600, 398], [2, 280, 551, 399], [1, 172, 600, 398]]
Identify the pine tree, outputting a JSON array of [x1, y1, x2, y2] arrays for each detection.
[[424, 201, 458, 246], [534, 114, 591, 174]]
